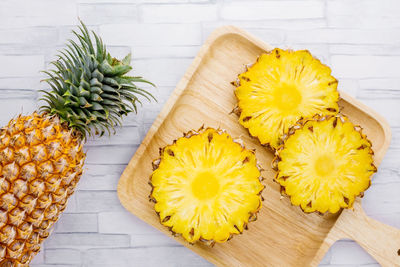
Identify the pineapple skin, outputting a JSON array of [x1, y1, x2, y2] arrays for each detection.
[[150, 127, 264, 246], [0, 113, 85, 265], [273, 115, 376, 214]]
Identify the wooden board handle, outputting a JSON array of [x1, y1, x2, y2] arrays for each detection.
[[336, 203, 400, 266]]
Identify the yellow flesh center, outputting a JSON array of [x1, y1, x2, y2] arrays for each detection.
[[273, 84, 302, 111], [191, 171, 220, 200], [314, 154, 335, 177]]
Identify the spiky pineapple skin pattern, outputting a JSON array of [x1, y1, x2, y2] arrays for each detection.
[[150, 128, 264, 246], [234, 48, 339, 150], [0, 113, 85, 265], [273, 115, 376, 214]]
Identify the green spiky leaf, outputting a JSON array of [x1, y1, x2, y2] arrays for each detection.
[[40, 21, 156, 138]]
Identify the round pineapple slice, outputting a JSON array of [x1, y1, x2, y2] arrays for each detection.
[[234, 48, 339, 150], [150, 127, 264, 245], [273, 115, 376, 214]]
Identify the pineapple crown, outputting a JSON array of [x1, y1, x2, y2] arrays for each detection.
[[40, 21, 155, 138]]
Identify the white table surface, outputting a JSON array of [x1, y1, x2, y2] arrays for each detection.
[[0, 0, 399, 266]]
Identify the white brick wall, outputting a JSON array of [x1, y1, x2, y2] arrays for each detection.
[[0, 55, 44, 77], [55, 214, 98, 233], [0, 27, 59, 46], [79, 4, 139, 25], [141, 4, 218, 23], [221, 1, 325, 20], [83, 247, 208, 266], [85, 145, 138, 164], [45, 249, 82, 264], [0, 0, 399, 266], [331, 55, 400, 78], [45, 233, 131, 249], [329, 241, 376, 265], [77, 164, 125, 191], [326, 0, 400, 28], [100, 24, 202, 46], [0, 0, 77, 27], [75, 191, 126, 212]]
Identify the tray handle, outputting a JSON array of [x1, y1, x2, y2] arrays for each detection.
[[335, 202, 400, 266]]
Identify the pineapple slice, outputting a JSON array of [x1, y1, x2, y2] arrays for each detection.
[[273, 115, 376, 214], [150, 128, 264, 245], [234, 48, 339, 150]]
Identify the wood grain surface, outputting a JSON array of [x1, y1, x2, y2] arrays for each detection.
[[117, 26, 398, 267]]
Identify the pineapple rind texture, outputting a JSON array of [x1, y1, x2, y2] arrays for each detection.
[[234, 48, 339, 150], [0, 113, 85, 265], [150, 127, 264, 245], [273, 115, 376, 214]]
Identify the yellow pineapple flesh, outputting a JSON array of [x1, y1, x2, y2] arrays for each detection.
[[273, 115, 376, 214], [150, 128, 264, 245], [0, 113, 84, 264], [234, 48, 339, 150]]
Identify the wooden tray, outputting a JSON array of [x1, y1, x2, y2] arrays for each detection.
[[117, 26, 400, 267]]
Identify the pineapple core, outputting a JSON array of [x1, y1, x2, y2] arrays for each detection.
[[272, 84, 302, 112], [314, 154, 335, 177], [191, 172, 220, 200]]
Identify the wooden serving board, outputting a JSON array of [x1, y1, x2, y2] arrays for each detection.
[[117, 26, 400, 266]]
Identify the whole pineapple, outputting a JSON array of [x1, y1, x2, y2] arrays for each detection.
[[0, 22, 154, 265], [234, 48, 339, 150], [150, 127, 264, 245]]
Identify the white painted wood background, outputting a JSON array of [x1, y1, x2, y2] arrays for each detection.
[[0, 0, 399, 266]]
